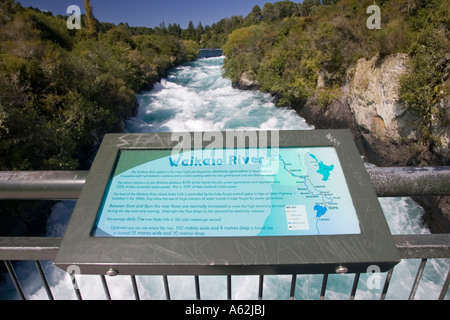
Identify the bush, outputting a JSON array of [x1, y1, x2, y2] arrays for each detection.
[[223, 0, 449, 124], [0, 3, 200, 170]]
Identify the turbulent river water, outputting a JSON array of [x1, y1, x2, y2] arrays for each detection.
[[1, 50, 448, 300]]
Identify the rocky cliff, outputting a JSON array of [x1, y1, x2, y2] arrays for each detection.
[[234, 52, 449, 233], [294, 53, 449, 167], [346, 54, 449, 234], [346, 53, 449, 166], [317, 53, 449, 233]]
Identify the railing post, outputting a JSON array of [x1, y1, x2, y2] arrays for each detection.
[[227, 275, 232, 300], [320, 273, 328, 300], [409, 258, 427, 300], [4, 260, 25, 300], [438, 270, 450, 300], [131, 275, 140, 300], [350, 273, 360, 300], [34, 261, 53, 300]]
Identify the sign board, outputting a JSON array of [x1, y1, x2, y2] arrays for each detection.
[[54, 130, 400, 275]]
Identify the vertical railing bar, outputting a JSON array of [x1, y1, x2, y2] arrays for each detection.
[[380, 268, 394, 300], [34, 261, 53, 300], [130, 275, 140, 300], [349, 273, 360, 300], [163, 275, 171, 300], [4, 260, 26, 300], [438, 269, 450, 300], [68, 270, 82, 300], [194, 275, 201, 300], [409, 258, 427, 300], [258, 275, 264, 300], [227, 275, 232, 300], [289, 274, 297, 300], [320, 273, 328, 300], [100, 275, 111, 300]]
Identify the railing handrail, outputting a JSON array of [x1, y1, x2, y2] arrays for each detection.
[[0, 167, 449, 200], [0, 171, 87, 200], [1, 167, 449, 300], [367, 166, 450, 197], [1, 166, 449, 263], [0, 237, 61, 261], [1, 234, 449, 262]]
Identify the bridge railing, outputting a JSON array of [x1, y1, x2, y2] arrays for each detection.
[[0, 167, 449, 300]]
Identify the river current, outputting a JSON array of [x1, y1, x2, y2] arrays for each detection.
[[1, 50, 448, 300]]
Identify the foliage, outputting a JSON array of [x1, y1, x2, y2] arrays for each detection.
[[0, 1, 199, 170], [399, 0, 450, 141], [223, 25, 267, 82], [223, 0, 449, 138], [1, 0, 448, 170]]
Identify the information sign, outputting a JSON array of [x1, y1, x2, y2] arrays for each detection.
[[54, 130, 400, 276], [93, 147, 361, 237]]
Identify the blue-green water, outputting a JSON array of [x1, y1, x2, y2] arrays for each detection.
[[126, 55, 309, 133], [1, 53, 448, 300]]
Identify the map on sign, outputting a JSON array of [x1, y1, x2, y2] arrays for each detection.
[[92, 147, 361, 237]]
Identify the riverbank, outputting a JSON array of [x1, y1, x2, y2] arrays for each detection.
[[295, 93, 450, 234], [232, 65, 449, 234]]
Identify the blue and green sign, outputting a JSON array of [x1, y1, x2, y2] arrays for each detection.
[[93, 147, 361, 237]]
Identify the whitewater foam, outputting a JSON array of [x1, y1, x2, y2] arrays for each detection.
[[127, 56, 313, 134]]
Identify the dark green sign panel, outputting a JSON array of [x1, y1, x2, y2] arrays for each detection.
[[55, 130, 400, 276]]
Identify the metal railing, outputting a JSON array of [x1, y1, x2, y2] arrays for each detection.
[[1, 167, 449, 300]]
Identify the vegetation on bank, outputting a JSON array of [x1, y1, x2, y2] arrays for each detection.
[[0, 0, 199, 171], [222, 0, 449, 145], [0, 0, 448, 171]]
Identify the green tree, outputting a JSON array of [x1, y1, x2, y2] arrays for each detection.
[[196, 22, 204, 42], [183, 20, 196, 41], [168, 23, 182, 37], [262, 3, 276, 21], [273, 1, 297, 19], [245, 5, 262, 24], [299, 0, 320, 17], [0, 2, 200, 170]]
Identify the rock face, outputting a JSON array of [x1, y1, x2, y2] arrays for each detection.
[[250, 52, 450, 233], [232, 71, 260, 90], [293, 53, 421, 166], [416, 196, 450, 234], [345, 53, 420, 166], [349, 54, 417, 142], [339, 54, 448, 233], [347, 53, 449, 166]]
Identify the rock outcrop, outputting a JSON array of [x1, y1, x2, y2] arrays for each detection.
[[346, 53, 449, 166], [232, 71, 260, 91], [237, 52, 449, 232], [349, 54, 415, 141], [345, 53, 420, 166]]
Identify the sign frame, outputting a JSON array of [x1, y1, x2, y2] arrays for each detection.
[[54, 130, 400, 275]]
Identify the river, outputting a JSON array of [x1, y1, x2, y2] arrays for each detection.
[[0, 50, 448, 300]]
